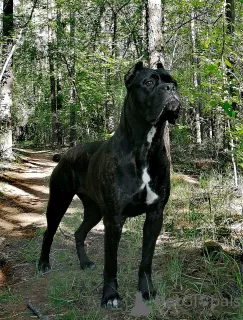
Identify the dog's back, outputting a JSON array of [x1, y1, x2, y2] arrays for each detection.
[[50, 140, 105, 193]]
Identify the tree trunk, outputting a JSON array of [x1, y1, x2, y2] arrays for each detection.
[[146, 0, 165, 67], [47, 2, 60, 147], [146, 0, 171, 166], [100, 5, 113, 134], [0, 0, 14, 159], [55, 5, 63, 145], [191, 10, 202, 145], [225, 0, 237, 187], [48, 43, 58, 147], [69, 10, 77, 147]]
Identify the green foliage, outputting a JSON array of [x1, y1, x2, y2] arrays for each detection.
[[8, 0, 243, 171], [222, 101, 236, 118]]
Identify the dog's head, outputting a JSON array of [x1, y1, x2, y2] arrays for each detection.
[[124, 62, 181, 125]]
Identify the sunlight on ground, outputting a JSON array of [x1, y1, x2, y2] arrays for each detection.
[[22, 183, 49, 195], [1, 182, 45, 200], [0, 218, 15, 231], [0, 150, 53, 237], [2, 171, 51, 180], [9, 212, 46, 227]]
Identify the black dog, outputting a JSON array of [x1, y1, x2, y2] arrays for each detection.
[[38, 62, 181, 308]]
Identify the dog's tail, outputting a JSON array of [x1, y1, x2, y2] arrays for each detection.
[[52, 153, 62, 162]]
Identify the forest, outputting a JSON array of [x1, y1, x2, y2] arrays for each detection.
[[0, 0, 243, 319]]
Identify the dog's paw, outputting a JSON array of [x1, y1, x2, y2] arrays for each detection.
[[139, 276, 156, 301], [80, 261, 96, 270], [101, 283, 121, 309], [38, 261, 51, 273], [141, 289, 156, 301], [101, 296, 121, 309]]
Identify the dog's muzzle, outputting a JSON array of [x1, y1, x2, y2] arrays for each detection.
[[165, 99, 181, 124], [151, 98, 181, 125]]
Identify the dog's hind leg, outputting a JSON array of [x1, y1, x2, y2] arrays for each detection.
[[75, 194, 102, 270], [38, 191, 74, 273]]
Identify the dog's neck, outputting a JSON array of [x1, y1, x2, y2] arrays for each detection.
[[112, 96, 167, 162]]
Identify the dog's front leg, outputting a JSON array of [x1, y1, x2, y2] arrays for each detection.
[[101, 214, 125, 308], [138, 205, 164, 300]]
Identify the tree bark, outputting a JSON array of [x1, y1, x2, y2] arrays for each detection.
[[146, 0, 171, 166], [225, 0, 237, 187], [56, 6, 63, 145], [190, 10, 202, 145], [48, 43, 58, 147], [69, 10, 77, 147], [47, 2, 60, 147], [100, 5, 113, 134], [0, 0, 14, 159], [146, 0, 165, 67]]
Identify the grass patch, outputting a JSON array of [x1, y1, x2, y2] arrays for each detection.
[[44, 171, 243, 318], [0, 289, 21, 304], [2, 171, 243, 319]]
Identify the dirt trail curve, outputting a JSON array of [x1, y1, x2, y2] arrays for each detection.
[[0, 149, 63, 319], [0, 148, 57, 292], [0, 148, 56, 240]]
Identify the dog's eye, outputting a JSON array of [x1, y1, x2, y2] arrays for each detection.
[[145, 80, 153, 86]]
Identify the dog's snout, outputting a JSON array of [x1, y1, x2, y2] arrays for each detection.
[[171, 99, 181, 112], [160, 83, 176, 92], [167, 84, 175, 91]]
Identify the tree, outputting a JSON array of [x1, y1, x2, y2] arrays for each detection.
[[190, 10, 202, 145], [146, 0, 164, 67], [0, 0, 14, 159], [224, 0, 238, 186], [146, 0, 171, 165], [69, 9, 77, 147], [2, 0, 241, 180]]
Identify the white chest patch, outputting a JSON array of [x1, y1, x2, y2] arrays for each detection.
[[147, 126, 156, 146], [139, 126, 159, 205], [140, 167, 159, 205]]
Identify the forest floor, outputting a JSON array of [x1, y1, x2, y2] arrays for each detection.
[[0, 147, 243, 319]]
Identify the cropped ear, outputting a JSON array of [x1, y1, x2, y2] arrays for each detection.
[[157, 62, 164, 69], [124, 61, 143, 88]]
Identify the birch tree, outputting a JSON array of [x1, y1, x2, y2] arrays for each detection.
[[0, 0, 13, 158], [146, 0, 171, 164], [69, 10, 77, 147], [190, 10, 202, 145], [224, 0, 238, 186], [146, 0, 164, 67]]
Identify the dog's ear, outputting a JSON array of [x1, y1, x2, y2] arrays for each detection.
[[124, 61, 143, 88], [157, 62, 164, 69]]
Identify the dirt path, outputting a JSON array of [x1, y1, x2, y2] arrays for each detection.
[[0, 149, 59, 317], [0, 148, 56, 240], [0, 148, 105, 320], [1, 148, 242, 319], [0, 148, 56, 284]]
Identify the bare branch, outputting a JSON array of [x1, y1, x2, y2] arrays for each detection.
[[0, 0, 39, 83], [21, 0, 39, 28], [166, 6, 220, 44]]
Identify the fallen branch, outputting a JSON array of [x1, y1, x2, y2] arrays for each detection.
[[27, 300, 49, 320]]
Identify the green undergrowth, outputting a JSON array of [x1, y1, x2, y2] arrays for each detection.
[[2, 171, 243, 319]]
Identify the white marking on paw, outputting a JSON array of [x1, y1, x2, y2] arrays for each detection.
[[140, 167, 159, 205], [147, 126, 156, 146], [113, 298, 118, 308], [107, 300, 112, 308]]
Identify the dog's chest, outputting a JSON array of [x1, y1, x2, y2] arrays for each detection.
[[140, 167, 158, 205], [139, 126, 159, 205]]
